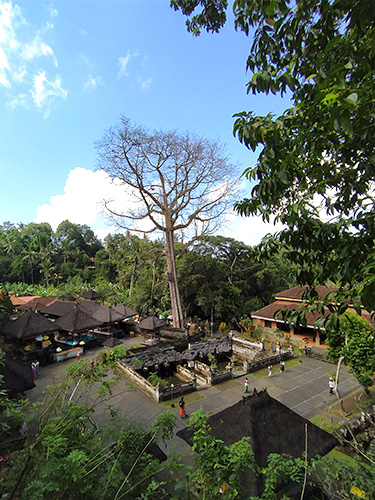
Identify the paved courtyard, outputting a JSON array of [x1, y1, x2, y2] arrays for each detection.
[[25, 336, 362, 457]]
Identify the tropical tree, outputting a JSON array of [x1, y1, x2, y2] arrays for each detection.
[[96, 117, 240, 328], [326, 311, 375, 395], [171, 0, 375, 318]]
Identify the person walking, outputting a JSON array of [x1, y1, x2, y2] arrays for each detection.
[[179, 397, 188, 419], [244, 378, 249, 393], [280, 360, 285, 373], [268, 365, 273, 377], [329, 377, 335, 395], [31, 361, 37, 379]]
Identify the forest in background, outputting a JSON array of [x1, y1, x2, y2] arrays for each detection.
[[0, 220, 296, 328]]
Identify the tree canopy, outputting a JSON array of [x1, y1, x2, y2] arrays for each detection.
[[95, 116, 240, 328], [172, 0, 375, 313]]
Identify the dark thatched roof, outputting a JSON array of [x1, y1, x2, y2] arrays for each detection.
[[113, 304, 138, 318], [102, 336, 122, 348], [138, 316, 167, 331], [78, 301, 126, 324], [82, 290, 102, 300], [177, 389, 337, 465], [185, 337, 231, 360], [0, 358, 35, 395], [53, 303, 104, 333], [0, 310, 58, 339], [177, 390, 338, 496], [123, 346, 182, 369], [40, 300, 77, 318]]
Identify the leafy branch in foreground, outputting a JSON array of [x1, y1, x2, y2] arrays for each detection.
[[0, 351, 176, 500]]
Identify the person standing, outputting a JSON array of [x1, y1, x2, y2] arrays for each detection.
[[280, 360, 285, 373], [270, 341, 274, 353], [329, 377, 335, 395], [244, 378, 249, 393], [31, 361, 37, 378], [268, 365, 273, 377], [35, 360, 40, 376]]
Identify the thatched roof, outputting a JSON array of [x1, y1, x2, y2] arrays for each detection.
[[0, 358, 35, 395], [113, 304, 138, 318], [78, 301, 126, 324], [138, 316, 167, 331], [102, 336, 122, 348], [82, 290, 101, 300], [185, 337, 231, 360], [54, 303, 104, 333], [40, 300, 77, 318], [0, 311, 58, 339], [178, 390, 337, 462], [123, 346, 182, 369], [177, 390, 338, 496]]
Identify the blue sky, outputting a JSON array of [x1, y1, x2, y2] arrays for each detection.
[[0, 0, 288, 245]]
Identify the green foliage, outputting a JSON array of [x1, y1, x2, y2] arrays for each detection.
[[310, 454, 375, 500], [0, 354, 175, 500], [172, 0, 375, 318], [188, 409, 255, 498], [147, 372, 169, 388], [326, 311, 375, 390]]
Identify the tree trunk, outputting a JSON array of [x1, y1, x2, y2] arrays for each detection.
[[165, 229, 184, 328], [335, 355, 346, 415]]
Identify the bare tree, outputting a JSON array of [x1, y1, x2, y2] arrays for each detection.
[[96, 116, 240, 328]]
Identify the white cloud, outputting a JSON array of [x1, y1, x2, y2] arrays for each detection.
[[6, 91, 27, 110], [137, 76, 152, 89], [118, 50, 138, 78], [222, 211, 284, 247], [36, 167, 282, 246], [0, 0, 66, 115], [30, 70, 67, 116], [48, 4, 58, 18], [83, 74, 102, 92], [22, 34, 56, 65], [35, 168, 137, 237]]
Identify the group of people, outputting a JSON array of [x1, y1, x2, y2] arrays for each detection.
[[267, 360, 285, 377]]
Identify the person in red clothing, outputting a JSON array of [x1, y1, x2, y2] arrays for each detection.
[[179, 397, 187, 418]]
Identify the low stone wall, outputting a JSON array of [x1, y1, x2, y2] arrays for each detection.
[[232, 336, 262, 361], [53, 346, 83, 363], [117, 361, 159, 401], [177, 364, 206, 387], [117, 360, 195, 402], [159, 380, 195, 402], [211, 370, 232, 385], [245, 351, 292, 373]]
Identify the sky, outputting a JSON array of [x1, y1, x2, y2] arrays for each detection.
[[0, 0, 289, 246]]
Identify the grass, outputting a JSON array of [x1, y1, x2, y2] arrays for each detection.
[[160, 390, 204, 410], [215, 379, 240, 391], [309, 414, 341, 433]]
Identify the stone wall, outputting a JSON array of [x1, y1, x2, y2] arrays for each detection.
[[232, 336, 263, 361], [245, 351, 292, 373], [117, 361, 159, 401], [117, 360, 196, 402]]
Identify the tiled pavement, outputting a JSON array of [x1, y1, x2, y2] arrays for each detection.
[[26, 339, 362, 456]]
